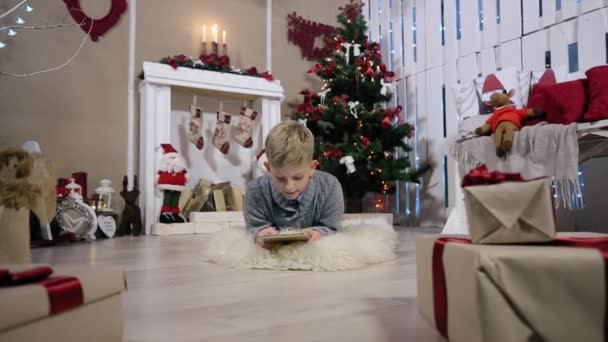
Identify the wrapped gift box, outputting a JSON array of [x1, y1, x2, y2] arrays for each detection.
[[416, 233, 606, 342], [462, 166, 556, 244], [190, 211, 245, 234], [0, 265, 125, 342]]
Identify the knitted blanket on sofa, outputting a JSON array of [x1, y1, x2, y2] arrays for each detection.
[[451, 122, 582, 209]]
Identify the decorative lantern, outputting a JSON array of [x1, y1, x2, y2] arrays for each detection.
[[65, 178, 82, 200], [95, 179, 115, 213]]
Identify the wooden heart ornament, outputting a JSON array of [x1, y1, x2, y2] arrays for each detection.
[[63, 0, 128, 42], [98, 215, 117, 238]]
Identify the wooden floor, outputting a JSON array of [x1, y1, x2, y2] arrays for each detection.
[[32, 227, 446, 342]]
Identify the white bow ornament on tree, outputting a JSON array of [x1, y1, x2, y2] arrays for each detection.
[[339, 156, 356, 174], [380, 79, 396, 96], [348, 101, 360, 119], [298, 118, 308, 127], [342, 42, 361, 64]]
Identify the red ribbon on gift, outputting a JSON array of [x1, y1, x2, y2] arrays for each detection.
[[432, 237, 472, 338], [0, 266, 84, 315], [432, 236, 608, 340], [461, 164, 524, 188]]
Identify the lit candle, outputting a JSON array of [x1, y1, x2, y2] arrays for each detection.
[[213, 24, 218, 42], [222, 30, 226, 44], [202, 25, 206, 43]]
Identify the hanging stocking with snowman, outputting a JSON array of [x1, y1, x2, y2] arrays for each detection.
[[157, 144, 188, 223]]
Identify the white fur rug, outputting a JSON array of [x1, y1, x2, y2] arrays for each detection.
[[201, 217, 397, 271]]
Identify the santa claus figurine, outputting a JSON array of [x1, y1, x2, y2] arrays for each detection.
[[157, 144, 188, 223]]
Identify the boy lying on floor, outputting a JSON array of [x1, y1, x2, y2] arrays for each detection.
[[244, 121, 344, 249]]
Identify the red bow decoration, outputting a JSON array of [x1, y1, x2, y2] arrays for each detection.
[[261, 71, 274, 81], [246, 66, 258, 75], [204, 54, 218, 66], [308, 63, 323, 74], [359, 136, 370, 148], [381, 106, 402, 129], [323, 145, 344, 159], [406, 123, 415, 139], [339, 0, 364, 22], [299, 89, 318, 103], [461, 165, 525, 188], [218, 55, 230, 67], [296, 103, 314, 114], [332, 94, 349, 106], [323, 61, 337, 77]]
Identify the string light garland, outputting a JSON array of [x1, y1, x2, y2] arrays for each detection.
[[0, 21, 90, 77]]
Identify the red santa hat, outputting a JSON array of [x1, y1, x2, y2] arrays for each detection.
[[161, 144, 178, 156], [482, 74, 505, 94], [158, 144, 185, 173]]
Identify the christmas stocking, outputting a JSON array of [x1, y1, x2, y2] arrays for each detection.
[[212, 111, 231, 154], [233, 107, 258, 148], [187, 105, 205, 149]]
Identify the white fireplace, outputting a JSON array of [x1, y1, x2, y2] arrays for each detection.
[[137, 62, 284, 234]]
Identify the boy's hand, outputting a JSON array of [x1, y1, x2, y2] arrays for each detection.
[[301, 228, 322, 241], [255, 227, 279, 249]]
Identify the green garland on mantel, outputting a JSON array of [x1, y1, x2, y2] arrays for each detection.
[[139, 54, 274, 81]]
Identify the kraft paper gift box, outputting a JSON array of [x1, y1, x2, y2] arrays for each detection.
[[462, 165, 556, 244], [0, 265, 125, 342], [190, 211, 245, 233], [416, 233, 607, 342]]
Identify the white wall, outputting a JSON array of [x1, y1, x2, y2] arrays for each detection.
[[365, 0, 608, 227]]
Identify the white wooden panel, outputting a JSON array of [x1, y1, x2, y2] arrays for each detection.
[[443, 62, 459, 130], [579, 10, 607, 71], [422, 66, 447, 226], [542, 0, 557, 27], [414, 0, 427, 72], [414, 71, 426, 224], [443, 0, 459, 65], [561, 0, 580, 21], [482, 0, 499, 48], [379, 0, 391, 68], [522, 29, 549, 71], [457, 53, 479, 82], [403, 0, 415, 76], [480, 48, 497, 75], [499, 0, 521, 43], [369, 0, 380, 42], [549, 21, 570, 72], [581, 0, 604, 14], [459, 0, 482, 56], [499, 38, 522, 71], [390, 2, 404, 73], [424, 0, 443, 69], [405, 74, 418, 219], [443, 60, 459, 211], [362, 0, 371, 23], [523, 0, 541, 34]]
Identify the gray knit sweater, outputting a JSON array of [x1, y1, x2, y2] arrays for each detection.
[[243, 171, 344, 238]]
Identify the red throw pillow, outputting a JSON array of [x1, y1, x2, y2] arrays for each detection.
[[584, 65, 608, 122], [525, 84, 553, 126], [527, 79, 588, 125]]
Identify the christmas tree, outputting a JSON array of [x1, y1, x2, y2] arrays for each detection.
[[293, 0, 428, 207]]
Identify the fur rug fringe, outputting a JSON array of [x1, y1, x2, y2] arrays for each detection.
[[201, 217, 397, 271]]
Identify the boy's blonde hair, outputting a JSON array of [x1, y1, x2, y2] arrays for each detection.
[[265, 121, 314, 169]]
